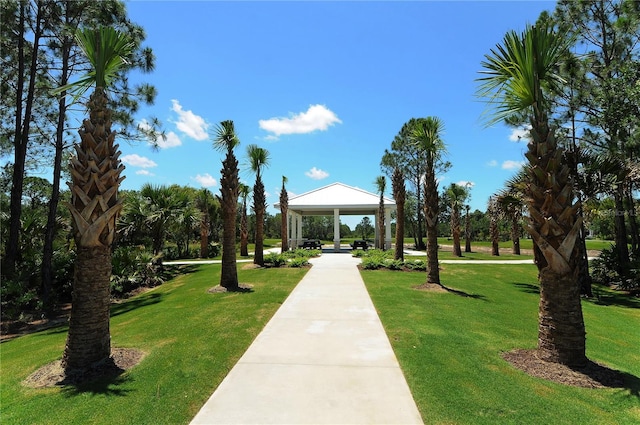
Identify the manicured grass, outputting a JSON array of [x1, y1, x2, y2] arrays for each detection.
[[436, 237, 613, 253], [437, 250, 533, 261], [1, 264, 307, 425], [361, 264, 640, 424]]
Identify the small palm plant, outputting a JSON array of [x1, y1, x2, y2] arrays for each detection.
[[52, 27, 134, 375], [445, 183, 469, 257]]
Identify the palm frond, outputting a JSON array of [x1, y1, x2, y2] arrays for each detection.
[[213, 120, 240, 152]]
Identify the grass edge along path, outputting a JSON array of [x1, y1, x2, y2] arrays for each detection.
[[361, 263, 640, 425], [1, 263, 307, 425]]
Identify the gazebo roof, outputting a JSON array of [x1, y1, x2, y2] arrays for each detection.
[[276, 182, 395, 216]]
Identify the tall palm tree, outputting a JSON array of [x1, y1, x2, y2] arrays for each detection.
[[246, 144, 270, 266], [239, 183, 250, 257], [54, 27, 134, 374], [496, 170, 527, 256], [213, 120, 240, 290], [445, 183, 468, 257], [411, 117, 447, 285], [279, 176, 289, 253], [478, 22, 586, 366], [391, 167, 406, 261], [374, 175, 387, 250]]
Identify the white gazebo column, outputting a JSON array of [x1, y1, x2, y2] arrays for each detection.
[[374, 212, 379, 248], [385, 207, 392, 250], [333, 208, 340, 252], [297, 212, 303, 248]]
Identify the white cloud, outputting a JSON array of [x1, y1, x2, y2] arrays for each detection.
[[487, 159, 498, 167], [305, 167, 329, 180], [157, 131, 182, 149], [456, 180, 475, 188], [121, 154, 157, 168], [259, 104, 342, 137], [136, 169, 154, 176], [509, 125, 532, 142], [192, 173, 217, 187], [171, 99, 209, 141], [502, 160, 526, 170]]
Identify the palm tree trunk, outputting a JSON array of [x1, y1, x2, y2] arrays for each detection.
[[62, 245, 113, 372], [253, 178, 265, 266], [280, 208, 288, 253], [465, 206, 471, 253], [511, 216, 520, 255], [424, 177, 440, 285]]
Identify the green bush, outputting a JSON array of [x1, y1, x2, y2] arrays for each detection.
[[591, 246, 640, 291], [264, 252, 287, 267], [288, 257, 309, 268], [111, 246, 163, 298], [405, 259, 427, 271]]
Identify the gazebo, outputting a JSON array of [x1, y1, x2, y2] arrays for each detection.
[[275, 182, 396, 252]]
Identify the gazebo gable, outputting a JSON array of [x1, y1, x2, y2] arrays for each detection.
[[281, 182, 395, 215]]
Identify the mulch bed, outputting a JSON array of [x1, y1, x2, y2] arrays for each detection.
[[502, 349, 628, 389]]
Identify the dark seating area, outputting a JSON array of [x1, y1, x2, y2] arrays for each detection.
[[350, 240, 370, 250], [298, 239, 322, 249]]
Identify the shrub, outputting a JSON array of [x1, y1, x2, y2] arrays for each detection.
[[405, 259, 427, 271], [111, 246, 163, 298], [591, 246, 640, 291], [264, 252, 287, 267], [288, 257, 309, 268]]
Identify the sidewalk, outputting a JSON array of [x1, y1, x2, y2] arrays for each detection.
[[190, 253, 423, 425]]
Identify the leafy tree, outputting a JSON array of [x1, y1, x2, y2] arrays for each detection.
[[464, 205, 472, 253], [279, 176, 289, 253], [411, 117, 448, 285], [139, 184, 182, 255], [356, 217, 373, 240], [374, 175, 387, 250], [391, 167, 406, 261], [239, 183, 250, 257], [553, 0, 640, 269], [214, 120, 240, 291], [381, 119, 428, 250], [478, 21, 587, 366], [56, 27, 134, 375], [195, 188, 213, 258], [246, 144, 270, 266]]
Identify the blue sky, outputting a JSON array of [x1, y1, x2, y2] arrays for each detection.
[[121, 0, 555, 228]]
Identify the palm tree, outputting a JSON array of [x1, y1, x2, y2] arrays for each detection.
[[213, 120, 240, 291], [391, 167, 406, 261], [140, 183, 180, 255], [239, 183, 250, 257], [246, 144, 270, 266], [411, 117, 447, 285], [279, 176, 289, 253], [374, 175, 387, 250], [445, 183, 468, 257], [464, 205, 472, 253], [478, 22, 586, 366], [496, 170, 527, 256], [54, 27, 134, 374]]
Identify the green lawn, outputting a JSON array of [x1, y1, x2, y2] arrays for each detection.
[[361, 264, 640, 424], [1, 264, 307, 425], [435, 237, 613, 253]]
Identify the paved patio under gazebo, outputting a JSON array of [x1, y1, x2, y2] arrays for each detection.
[[275, 182, 396, 252]]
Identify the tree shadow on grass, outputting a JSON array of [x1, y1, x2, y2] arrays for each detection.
[[111, 292, 164, 318], [512, 282, 540, 295], [60, 371, 133, 397], [441, 284, 488, 301], [585, 284, 640, 309]]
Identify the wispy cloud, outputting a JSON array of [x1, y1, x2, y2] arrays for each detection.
[[139, 119, 182, 149], [502, 160, 526, 170], [136, 169, 155, 176], [305, 166, 329, 180], [192, 173, 217, 187], [487, 159, 498, 167], [259, 104, 342, 138], [171, 99, 209, 141], [157, 131, 182, 149], [456, 180, 475, 188], [121, 154, 157, 168], [509, 125, 531, 142]]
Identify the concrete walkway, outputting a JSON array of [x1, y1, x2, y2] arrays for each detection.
[[190, 253, 423, 425]]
